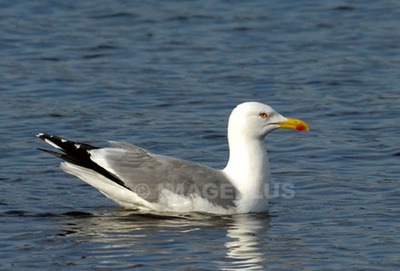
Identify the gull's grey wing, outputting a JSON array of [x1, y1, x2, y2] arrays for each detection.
[[89, 141, 237, 208]]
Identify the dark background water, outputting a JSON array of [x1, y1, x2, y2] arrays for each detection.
[[1, 0, 399, 270]]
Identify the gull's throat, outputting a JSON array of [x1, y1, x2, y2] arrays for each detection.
[[223, 137, 270, 212]]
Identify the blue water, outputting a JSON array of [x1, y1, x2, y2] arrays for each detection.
[[1, 0, 400, 270]]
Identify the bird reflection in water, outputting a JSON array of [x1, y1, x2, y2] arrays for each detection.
[[56, 210, 271, 269]]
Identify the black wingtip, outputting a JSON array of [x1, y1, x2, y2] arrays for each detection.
[[37, 133, 51, 141], [37, 133, 65, 143], [37, 133, 98, 165], [37, 133, 98, 151], [37, 148, 63, 158], [37, 133, 131, 191]]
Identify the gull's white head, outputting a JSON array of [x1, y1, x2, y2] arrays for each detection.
[[227, 102, 309, 141], [224, 102, 308, 213]]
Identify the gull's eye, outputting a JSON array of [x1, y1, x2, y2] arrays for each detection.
[[259, 112, 268, 118]]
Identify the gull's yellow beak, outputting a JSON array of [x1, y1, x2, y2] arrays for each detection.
[[275, 117, 309, 131]]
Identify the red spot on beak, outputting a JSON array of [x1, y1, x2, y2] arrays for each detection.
[[296, 125, 306, 131]]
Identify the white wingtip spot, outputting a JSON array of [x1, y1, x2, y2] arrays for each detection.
[[44, 138, 63, 150], [37, 133, 44, 137], [61, 139, 67, 143], [74, 144, 81, 149]]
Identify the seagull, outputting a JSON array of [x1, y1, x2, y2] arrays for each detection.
[[37, 102, 308, 214]]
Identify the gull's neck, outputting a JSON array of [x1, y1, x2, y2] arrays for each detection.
[[223, 135, 270, 212]]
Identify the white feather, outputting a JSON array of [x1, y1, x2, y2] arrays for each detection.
[[61, 162, 154, 210], [44, 138, 63, 150]]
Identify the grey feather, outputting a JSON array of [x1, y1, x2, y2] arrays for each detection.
[[91, 142, 238, 208]]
